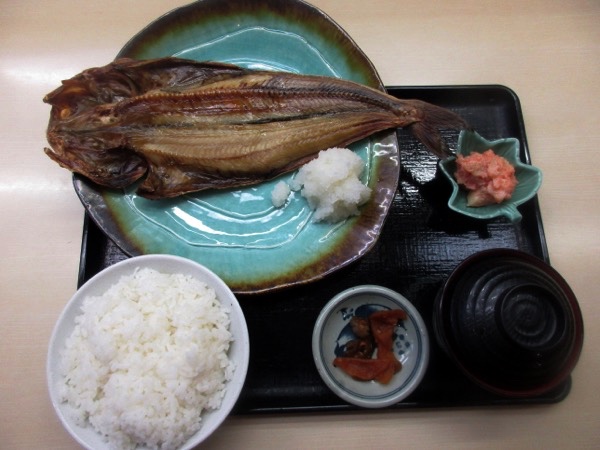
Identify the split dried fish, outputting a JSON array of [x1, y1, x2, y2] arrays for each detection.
[[44, 57, 467, 199]]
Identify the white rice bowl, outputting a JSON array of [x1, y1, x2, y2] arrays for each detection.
[[47, 255, 250, 450]]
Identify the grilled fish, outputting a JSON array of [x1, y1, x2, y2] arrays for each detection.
[[44, 57, 467, 199]]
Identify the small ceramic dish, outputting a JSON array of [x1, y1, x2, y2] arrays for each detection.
[[433, 248, 584, 397], [439, 129, 542, 223], [47, 255, 250, 450], [312, 285, 429, 408]]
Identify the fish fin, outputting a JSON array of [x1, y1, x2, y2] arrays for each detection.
[[44, 145, 147, 189], [43, 58, 249, 111], [111, 58, 249, 95], [407, 100, 469, 158], [136, 163, 265, 199]]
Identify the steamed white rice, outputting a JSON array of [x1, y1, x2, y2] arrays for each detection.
[[59, 268, 234, 450]]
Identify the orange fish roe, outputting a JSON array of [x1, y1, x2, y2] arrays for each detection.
[[455, 149, 518, 207]]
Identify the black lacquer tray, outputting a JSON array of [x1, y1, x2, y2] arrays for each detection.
[[77, 85, 570, 413]]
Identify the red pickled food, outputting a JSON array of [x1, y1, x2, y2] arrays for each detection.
[[455, 149, 518, 207], [369, 309, 406, 373], [333, 357, 397, 383], [334, 309, 406, 384]]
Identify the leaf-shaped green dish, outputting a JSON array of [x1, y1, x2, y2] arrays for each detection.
[[439, 130, 542, 223]]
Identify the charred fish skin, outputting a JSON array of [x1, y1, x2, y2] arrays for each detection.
[[44, 59, 251, 190], [44, 57, 467, 199]]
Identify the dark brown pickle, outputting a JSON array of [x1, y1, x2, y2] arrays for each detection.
[[343, 337, 375, 359]]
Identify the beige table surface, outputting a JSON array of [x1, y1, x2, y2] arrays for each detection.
[[1, 0, 598, 448]]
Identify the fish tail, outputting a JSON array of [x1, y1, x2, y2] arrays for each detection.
[[406, 100, 469, 158]]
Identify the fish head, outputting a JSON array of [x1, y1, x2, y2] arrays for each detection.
[[44, 124, 147, 190]]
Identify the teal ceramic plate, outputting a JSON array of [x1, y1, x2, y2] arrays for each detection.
[[73, 0, 400, 294], [439, 130, 542, 223]]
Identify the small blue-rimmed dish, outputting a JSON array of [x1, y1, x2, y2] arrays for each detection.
[[439, 130, 542, 223], [312, 285, 429, 408]]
